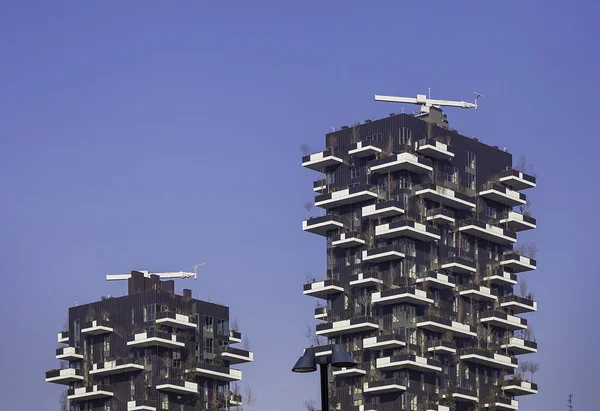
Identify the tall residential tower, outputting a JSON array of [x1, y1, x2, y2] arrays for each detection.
[[301, 98, 538, 411], [46, 271, 253, 411]]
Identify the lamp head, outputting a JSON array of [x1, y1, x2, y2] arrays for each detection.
[[292, 347, 317, 373], [331, 344, 357, 368]]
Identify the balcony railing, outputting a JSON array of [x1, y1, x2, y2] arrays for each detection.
[[368, 153, 433, 170], [500, 295, 536, 308], [415, 183, 476, 209], [427, 207, 456, 220], [459, 347, 518, 367], [479, 182, 527, 206], [426, 339, 457, 351], [498, 169, 537, 190], [364, 377, 408, 392], [314, 184, 381, 208], [458, 219, 517, 243]]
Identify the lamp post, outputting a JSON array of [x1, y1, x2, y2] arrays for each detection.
[[292, 345, 357, 411]]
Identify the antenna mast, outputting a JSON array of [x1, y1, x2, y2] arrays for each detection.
[[568, 394, 573, 411], [374, 92, 482, 114], [106, 263, 206, 282]]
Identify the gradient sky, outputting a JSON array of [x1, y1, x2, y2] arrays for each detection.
[[1, 1, 599, 410]]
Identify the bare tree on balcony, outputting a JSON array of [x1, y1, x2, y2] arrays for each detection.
[[304, 202, 313, 219], [528, 361, 540, 383], [303, 325, 325, 346], [384, 132, 394, 156], [514, 241, 538, 259], [518, 279, 528, 298], [230, 317, 239, 333], [305, 272, 316, 284], [457, 298, 466, 323], [300, 143, 311, 157], [518, 198, 532, 216], [384, 171, 397, 201], [357, 289, 372, 316], [387, 262, 398, 289], [416, 195, 427, 223], [327, 249, 337, 279], [59, 389, 68, 411], [477, 324, 490, 349], [303, 399, 318, 411], [242, 335, 251, 351], [243, 385, 256, 411]]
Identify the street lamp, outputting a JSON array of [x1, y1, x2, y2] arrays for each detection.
[[292, 345, 357, 411]]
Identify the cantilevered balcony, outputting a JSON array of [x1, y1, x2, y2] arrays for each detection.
[[192, 364, 242, 381], [501, 337, 538, 355], [58, 331, 69, 344], [314, 306, 328, 320], [350, 272, 383, 288], [128, 400, 157, 411], [445, 386, 478, 403], [363, 378, 407, 394], [155, 312, 197, 329], [368, 153, 433, 174], [363, 334, 405, 350], [498, 169, 536, 190], [376, 354, 442, 373], [316, 316, 379, 337], [499, 211, 537, 231], [303, 279, 345, 299], [500, 295, 537, 314], [90, 357, 145, 376], [459, 348, 518, 370], [302, 215, 345, 235], [68, 385, 113, 401], [313, 178, 327, 192], [362, 245, 405, 263], [302, 149, 343, 171], [222, 347, 254, 364], [362, 200, 405, 219], [416, 315, 477, 338], [458, 219, 517, 244], [229, 330, 242, 344], [45, 368, 84, 384], [416, 138, 454, 160], [349, 140, 383, 157], [56, 347, 83, 361], [332, 231, 365, 248], [230, 394, 243, 407], [500, 253, 537, 273], [484, 270, 517, 286], [376, 220, 440, 241], [479, 183, 526, 207], [480, 310, 527, 330], [426, 339, 457, 355], [458, 284, 498, 301], [484, 397, 518, 410], [426, 208, 456, 225], [332, 366, 366, 377], [372, 287, 434, 306], [81, 319, 113, 335], [416, 271, 456, 289], [441, 257, 476, 274], [127, 331, 185, 348], [415, 183, 476, 210], [315, 185, 381, 209], [156, 379, 198, 395], [503, 379, 538, 396]]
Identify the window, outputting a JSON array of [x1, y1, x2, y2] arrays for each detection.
[[465, 150, 476, 168], [444, 166, 458, 184], [372, 133, 382, 142], [216, 318, 229, 335], [204, 338, 213, 354], [484, 369, 489, 384], [143, 304, 156, 322], [173, 351, 181, 368], [465, 171, 476, 190], [350, 166, 360, 180], [399, 127, 412, 145], [326, 171, 335, 185], [131, 308, 135, 325], [104, 399, 111, 411], [103, 336, 110, 360], [203, 315, 214, 333], [399, 175, 412, 189], [74, 320, 80, 349], [486, 205, 496, 218], [161, 393, 169, 410]]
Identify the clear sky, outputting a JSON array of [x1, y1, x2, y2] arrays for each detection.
[[1, 1, 598, 410]]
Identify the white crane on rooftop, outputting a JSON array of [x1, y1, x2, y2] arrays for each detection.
[[106, 263, 206, 282], [374, 92, 485, 114]]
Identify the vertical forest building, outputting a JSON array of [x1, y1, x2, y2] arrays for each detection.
[[301, 99, 538, 411], [46, 271, 253, 411]]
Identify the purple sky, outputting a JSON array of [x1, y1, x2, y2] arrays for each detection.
[[1, 1, 598, 410]]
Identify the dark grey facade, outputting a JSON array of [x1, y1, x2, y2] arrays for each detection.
[[46, 272, 252, 411], [302, 110, 538, 411]]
